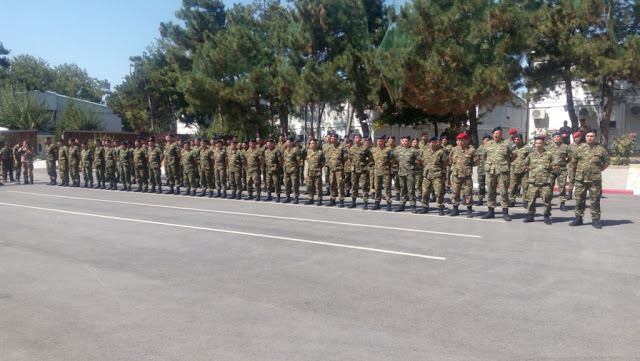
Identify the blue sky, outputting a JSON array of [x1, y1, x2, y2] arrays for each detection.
[[0, 0, 247, 89]]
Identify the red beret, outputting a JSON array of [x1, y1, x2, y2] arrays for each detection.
[[573, 131, 581, 138], [456, 133, 469, 140], [509, 128, 517, 134]]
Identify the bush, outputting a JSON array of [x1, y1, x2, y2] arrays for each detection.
[[610, 132, 637, 165]]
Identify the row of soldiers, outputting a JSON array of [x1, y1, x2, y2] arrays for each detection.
[[0, 139, 36, 185], [35, 125, 608, 228]]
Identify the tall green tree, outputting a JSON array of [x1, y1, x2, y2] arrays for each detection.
[[0, 43, 9, 75], [5, 54, 53, 91], [0, 86, 52, 130], [55, 102, 104, 137], [51, 63, 110, 103]]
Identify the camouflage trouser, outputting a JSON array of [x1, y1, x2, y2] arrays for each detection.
[[94, 164, 105, 183], [70, 161, 80, 184], [550, 168, 568, 202], [200, 167, 214, 191], [329, 169, 345, 201], [374, 172, 392, 202], [567, 166, 576, 191], [487, 171, 510, 209], [477, 172, 486, 199], [369, 167, 376, 194], [574, 179, 602, 219], [351, 170, 370, 200], [265, 171, 281, 194], [509, 171, 529, 203], [422, 176, 444, 209], [82, 165, 93, 184], [526, 183, 552, 216], [21, 162, 33, 183], [398, 174, 416, 206], [2, 161, 13, 181], [105, 164, 115, 185], [183, 168, 196, 190], [178, 164, 184, 185], [135, 165, 148, 187], [391, 170, 399, 195], [15, 161, 21, 180], [344, 171, 352, 193], [46, 160, 57, 181], [299, 165, 305, 185], [228, 170, 241, 194], [166, 162, 180, 186], [120, 165, 132, 187], [306, 172, 322, 200], [59, 162, 69, 184], [323, 166, 330, 188], [163, 162, 169, 183], [415, 170, 423, 197], [242, 167, 247, 188], [445, 166, 452, 188], [149, 166, 161, 187], [451, 175, 473, 206], [214, 168, 227, 191], [247, 170, 261, 195], [284, 170, 300, 197]]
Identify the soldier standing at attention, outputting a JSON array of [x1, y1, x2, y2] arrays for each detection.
[[44, 137, 58, 185], [348, 134, 372, 209], [213, 139, 228, 198], [80, 141, 94, 188], [365, 137, 376, 200], [372, 135, 395, 211], [198, 139, 215, 197], [412, 138, 424, 200], [164, 134, 181, 194], [18, 140, 35, 184], [387, 136, 400, 201], [133, 138, 148, 192], [393, 136, 420, 213], [322, 134, 332, 196], [343, 139, 353, 197], [147, 137, 164, 194], [276, 133, 287, 187], [244, 139, 264, 200], [12, 140, 22, 184], [104, 139, 118, 190], [113, 140, 121, 185], [482, 126, 516, 221], [179, 141, 197, 196], [241, 141, 249, 193], [509, 133, 531, 207], [192, 138, 201, 189], [305, 139, 325, 205], [440, 135, 453, 195], [475, 134, 490, 206], [255, 135, 265, 190], [299, 137, 309, 187], [68, 138, 82, 187], [566, 131, 582, 200], [569, 129, 610, 229], [419, 136, 448, 215], [283, 137, 302, 204], [1, 142, 15, 183], [507, 128, 518, 147], [449, 133, 478, 217], [227, 140, 245, 199], [118, 141, 133, 191], [263, 139, 283, 202], [326, 133, 348, 207], [93, 139, 105, 189], [523, 136, 558, 225], [548, 131, 571, 212], [58, 138, 70, 187]]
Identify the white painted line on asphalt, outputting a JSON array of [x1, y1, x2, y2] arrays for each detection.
[[0, 202, 446, 261], [6, 191, 482, 238]]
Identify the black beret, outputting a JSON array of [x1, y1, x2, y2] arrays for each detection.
[[534, 136, 545, 141], [231, 140, 238, 144], [122, 141, 128, 145], [482, 134, 491, 140], [59, 138, 64, 142], [585, 129, 597, 135], [492, 126, 503, 133], [287, 137, 295, 142], [552, 131, 561, 137], [105, 139, 112, 142], [69, 138, 75, 141], [376, 135, 385, 140], [401, 135, 410, 140], [429, 136, 439, 142], [579, 118, 586, 122], [94, 138, 101, 142], [148, 137, 155, 142], [168, 133, 175, 137], [215, 139, 223, 144], [267, 138, 275, 143], [45, 136, 52, 140], [135, 136, 143, 140], [249, 139, 256, 143], [279, 133, 285, 137], [81, 141, 87, 144], [439, 135, 447, 140], [422, 132, 429, 136], [389, 136, 395, 140], [514, 133, 523, 139]]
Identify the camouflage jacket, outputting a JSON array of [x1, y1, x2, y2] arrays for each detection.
[[19, 146, 35, 164], [227, 148, 245, 172], [58, 145, 70, 166], [525, 150, 556, 185], [164, 142, 180, 165], [484, 139, 512, 175], [213, 148, 227, 170], [348, 143, 372, 173], [93, 146, 105, 167], [476, 144, 486, 175], [510, 143, 531, 174], [372, 146, 394, 175], [199, 147, 214, 170], [69, 146, 81, 164], [420, 147, 447, 180], [0, 147, 13, 161], [572, 144, 610, 182], [133, 147, 147, 167], [449, 145, 477, 178], [306, 148, 325, 176], [283, 147, 301, 173], [81, 148, 94, 167], [147, 146, 163, 168], [546, 142, 570, 168], [180, 149, 197, 171], [45, 143, 58, 161], [264, 148, 283, 173], [244, 148, 263, 172], [395, 146, 420, 176], [118, 148, 133, 167], [327, 143, 348, 171]]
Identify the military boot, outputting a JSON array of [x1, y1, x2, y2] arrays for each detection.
[[222, 191, 227, 199], [255, 194, 261, 201], [523, 214, 534, 223], [276, 194, 281, 203], [246, 194, 254, 200], [419, 206, 428, 214], [543, 215, 552, 225], [135, 186, 143, 192], [304, 198, 314, 205], [236, 193, 242, 200], [560, 201, 567, 212], [174, 187, 180, 195], [438, 208, 445, 216], [394, 204, 405, 212], [150, 186, 156, 193], [316, 199, 323, 206], [166, 186, 174, 194], [198, 190, 207, 197], [449, 205, 459, 217], [482, 207, 496, 219], [157, 186, 162, 194], [101, 182, 106, 189], [467, 206, 474, 218], [191, 190, 197, 196], [567, 190, 573, 200], [127, 186, 132, 191], [411, 205, 418, 214], [592, 219, 602, 229], [183, 188, 191, 196], [294, 197, 299, 204], [230, 192, 236, 199], [386, 202, 392, 212], [349, 198, 357, 208], [283, 194, 291, 203], [395, 194, 400, 201], [502, 208, 512, 221], [372, 201, 381, 210], [338, 200, 344, 208], [362, 201, 368, 210], [120, 185, 127, 191], [214, 190, 221, 198], [326, 199, 336, 207], [83, 182, 89, 188], [265, 193, 273, 202]]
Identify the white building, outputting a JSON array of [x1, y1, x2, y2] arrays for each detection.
[[36, 91, 122, 132]]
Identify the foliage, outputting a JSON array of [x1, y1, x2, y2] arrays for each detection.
[[55, 102, 104, 138], [0, 42, 9, 79], [610, 132, 637, 165], [0, 86, 52, 130], [529, 127, 556, 145]]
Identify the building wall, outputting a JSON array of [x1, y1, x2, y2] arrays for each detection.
[[37, 91, 123, 132]]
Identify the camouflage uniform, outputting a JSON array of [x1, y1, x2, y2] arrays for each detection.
[[390, 144, 400, 198], [213, 147, 228, 193], [118, 147, 133, 190], [348, 143, 372, 201], [93, 145, 105, 187], [475, 144, 487, 202], [81, 147, 94, 186], [147, 145, 163, 192], [419, 147, 447, 210], [283, 146, 302, 199], [571, 143, 610, 220], [322, 141, 331, 194], [509, 143, 531, 204], [13, 144, 22, 182], [19, 145, 35, 183], [45, 143, 58, 183], [227, 147, 245, 197], [181, 148, 198, 194], [133, 146, 148, 191], [0, 146, 14, 182], [395, 145, 420, 208], [58, 144, 70, 185], [199, 145, 215, 194], [449, 145, 478, 207], [164, 141, 181, 188], [484, 139, 512, 209], [306, 147, 325, 202], [567, 141, 581, 196], [105, 146, 117, 188], [326, 143, 348, 202], [69, 144, 81, 186], [264, 147, 283, 196], [244, 147, 263, 197], [524, 149, 556, 217], [372, 146, 394, 203], [547, 142, 570, 203]]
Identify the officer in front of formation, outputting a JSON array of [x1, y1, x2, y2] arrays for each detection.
[[523, 136, 558, 225], [448, 133, 478, 218]]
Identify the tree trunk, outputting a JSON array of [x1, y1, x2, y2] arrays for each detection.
[[279, 105, 289, 136], [355, 106, 370, 138], [468, 106, 479, 148], [345, 104, 353, 137], [563, 75, 579, 131], [316, 103, 325, 137], [600, 75, 614, 149]]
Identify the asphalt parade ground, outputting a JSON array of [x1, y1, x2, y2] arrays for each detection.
[[1, 169, 639, 361]]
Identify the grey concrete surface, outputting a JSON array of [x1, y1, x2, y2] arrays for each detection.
[[1, 168, 639, 361]]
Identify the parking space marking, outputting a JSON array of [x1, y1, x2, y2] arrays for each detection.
[[6, 191, 481, 238], [0, 202, 447, 261]]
